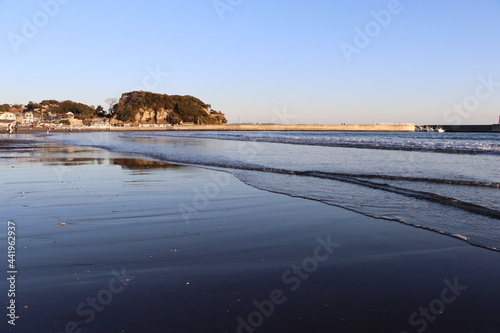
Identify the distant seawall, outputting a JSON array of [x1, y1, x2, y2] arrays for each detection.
[[158, 124, 416, 132], [436, 124, 500, 133]]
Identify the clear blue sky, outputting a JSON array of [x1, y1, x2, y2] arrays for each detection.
[[1, 0, 499, 124]]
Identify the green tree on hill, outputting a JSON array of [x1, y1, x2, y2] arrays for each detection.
[[0, 104, 10, 112], [27, 101, 41, 112], [55, 101, 97, 120], [41, 100, 60, 106]]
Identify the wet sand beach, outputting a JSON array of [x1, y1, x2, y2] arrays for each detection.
[[1, 135, 500, 333]]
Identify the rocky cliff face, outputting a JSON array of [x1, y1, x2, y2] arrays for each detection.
[[131, 107, 169, 123], [111, 91, 227, 125]]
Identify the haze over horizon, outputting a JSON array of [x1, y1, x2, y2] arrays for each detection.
[[1, 0, 499, 125]]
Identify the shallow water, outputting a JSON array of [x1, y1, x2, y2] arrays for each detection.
[[48, 131, 500, 251]]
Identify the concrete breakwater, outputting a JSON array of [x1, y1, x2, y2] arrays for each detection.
[[149, 123, 416, 132], [436, 124, 500, 133]]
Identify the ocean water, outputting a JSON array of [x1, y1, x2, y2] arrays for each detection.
[[50, 131, 500, 251]]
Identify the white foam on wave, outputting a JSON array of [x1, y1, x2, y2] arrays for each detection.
[[125, 131, 500, 155]]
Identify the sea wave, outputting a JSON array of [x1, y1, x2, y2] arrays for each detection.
[[124, 131, 500, 155], [49, 131, 500, 252]]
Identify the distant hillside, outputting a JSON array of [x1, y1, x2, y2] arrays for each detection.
[[111, 91, 227, 125]]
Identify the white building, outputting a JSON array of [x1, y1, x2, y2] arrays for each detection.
[[0, 112, 17, 121], [17, 112, 34, 125]]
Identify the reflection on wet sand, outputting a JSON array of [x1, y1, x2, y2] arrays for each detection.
[[38, 157, 184, 170], [1, 138, 185, 171], [111, 158, 184, 170]]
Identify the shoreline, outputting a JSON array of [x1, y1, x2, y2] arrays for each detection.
[[4, 123, 416, 133], [5, 123, 500, 134], [1, 136, 500, 332]]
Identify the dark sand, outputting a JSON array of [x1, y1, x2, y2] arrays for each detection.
[[1, 135, 499, 333]]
